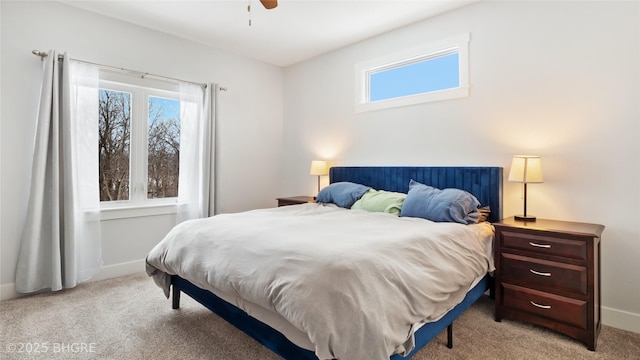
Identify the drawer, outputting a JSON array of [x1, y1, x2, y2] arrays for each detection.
[[500, 230, 587, 261], [501, 253, 587, 295], [502, 283, 587, 329]]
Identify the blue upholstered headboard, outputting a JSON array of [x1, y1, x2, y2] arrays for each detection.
[[329, 166, 503, 223]]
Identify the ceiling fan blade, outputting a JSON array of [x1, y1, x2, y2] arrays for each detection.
[[260, 0, 277, 9]]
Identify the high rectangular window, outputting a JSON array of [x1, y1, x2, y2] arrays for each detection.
[[355, 33, 470, 112], [369, 52, 459, 101]]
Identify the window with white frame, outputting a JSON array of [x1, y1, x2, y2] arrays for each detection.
[[355, 33, 470, 113], [98, 75, 182, 208]]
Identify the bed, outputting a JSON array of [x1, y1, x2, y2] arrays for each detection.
[[146, 166, 503, 360]]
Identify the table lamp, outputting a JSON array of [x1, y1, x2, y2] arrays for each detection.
[[310, 160, 328, 194], [508, 155, 543, 221]]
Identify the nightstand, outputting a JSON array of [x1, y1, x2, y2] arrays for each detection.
[[276, 196, 315, 207], [493, 217, 604, 351]]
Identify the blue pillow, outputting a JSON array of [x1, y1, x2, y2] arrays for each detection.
[[316, 182, 371, 208], [400, 180, 481, 224]]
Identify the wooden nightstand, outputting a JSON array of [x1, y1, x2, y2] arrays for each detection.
[[493, 217, 604, 351], [276, 196, 315, 207]]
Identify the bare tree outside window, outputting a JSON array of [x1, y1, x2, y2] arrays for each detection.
[[99, 89, 131, 201], [98, 88, 180, 203], [147, 96, 180, 199]]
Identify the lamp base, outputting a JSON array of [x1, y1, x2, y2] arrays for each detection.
[[514, 215, 537, 222]]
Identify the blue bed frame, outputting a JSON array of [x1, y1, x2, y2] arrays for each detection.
[[170, 166, 503, 359]]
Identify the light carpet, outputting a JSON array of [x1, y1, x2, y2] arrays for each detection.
[[1, 273, 638, 359]]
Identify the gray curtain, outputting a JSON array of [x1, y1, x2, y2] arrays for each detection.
[[16, 51, 102, 293], [176, 82, 216, 222]]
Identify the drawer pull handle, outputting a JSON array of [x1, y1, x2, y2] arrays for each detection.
[[529, 242, 551, 249], [530, 301, 551, 309], [530, 269, 551, 277]]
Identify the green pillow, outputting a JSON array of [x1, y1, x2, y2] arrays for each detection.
[[351, 189, 407, 216]]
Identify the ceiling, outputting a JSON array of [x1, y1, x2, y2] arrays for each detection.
[[62, 0, 478, 67]]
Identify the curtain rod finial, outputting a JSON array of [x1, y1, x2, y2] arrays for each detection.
[[32, 50, 48, 60]]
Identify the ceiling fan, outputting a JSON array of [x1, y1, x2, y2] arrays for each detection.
[[248, 0, 277, 26], [260, 0, 278, 9]]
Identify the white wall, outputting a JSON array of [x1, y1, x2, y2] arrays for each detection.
[[2, 0, 639, 335], [283, 1, 640, 333], [0, 1, 283, 298]]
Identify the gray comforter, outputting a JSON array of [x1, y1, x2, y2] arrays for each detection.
[[146, 203, 494, 360]]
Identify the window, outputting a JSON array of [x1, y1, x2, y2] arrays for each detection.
[[98, 76, 182, 210], [355, 33, 470, 113], [99, 88, 131, 201], [147, 96, 180, 199]]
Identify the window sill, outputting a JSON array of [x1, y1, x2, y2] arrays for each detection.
[[100, 203, 177, 221], [355, 86, 469, 113]]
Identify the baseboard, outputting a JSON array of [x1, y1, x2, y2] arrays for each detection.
[[602, 306, 640, 334], [0, 283, 22, 301], [91, 259, 146, 282], [0, 259, 146, 301]]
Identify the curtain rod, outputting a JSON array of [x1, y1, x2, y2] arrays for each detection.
[[31, 50, 219, 90]]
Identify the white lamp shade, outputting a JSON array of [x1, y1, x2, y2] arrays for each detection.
[[310, 160, 328, 176], [508, 155, 543, 183]]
